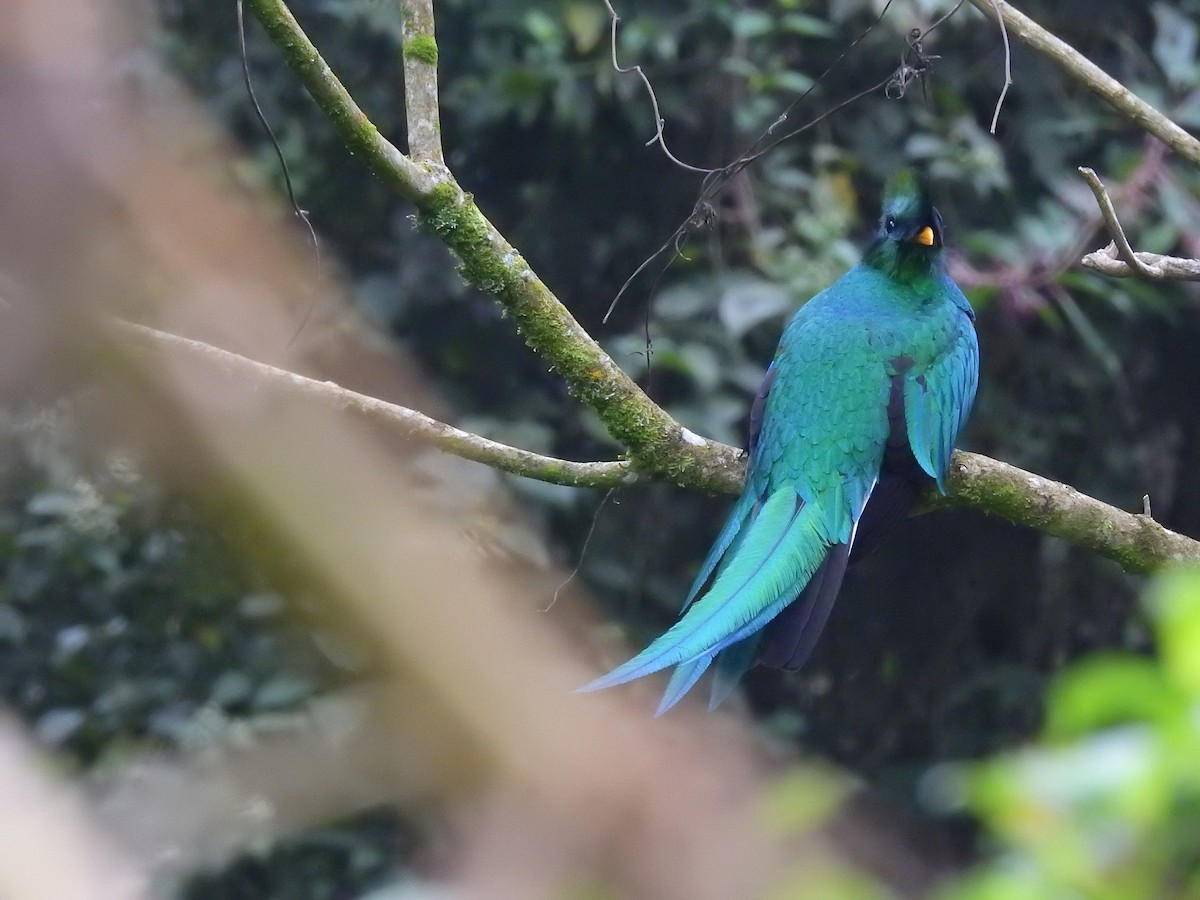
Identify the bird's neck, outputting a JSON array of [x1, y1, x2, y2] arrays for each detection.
[[863, 240, 945, 292]]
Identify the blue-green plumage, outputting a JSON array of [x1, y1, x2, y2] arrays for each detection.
[[581, 171, 979, 713]]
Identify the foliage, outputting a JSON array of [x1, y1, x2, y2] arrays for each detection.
[[0, 405, 399, 896], [942, 566, 1200, 898], [0, 405, 311, 761]]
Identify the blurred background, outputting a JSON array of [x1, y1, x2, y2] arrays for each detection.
[[3, 0, 1200, 896]]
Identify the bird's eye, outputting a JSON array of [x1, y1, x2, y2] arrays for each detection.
[[885, 216, 896, 232]]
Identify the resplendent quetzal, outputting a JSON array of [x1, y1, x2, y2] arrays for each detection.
[[582, 171, 979, 715]]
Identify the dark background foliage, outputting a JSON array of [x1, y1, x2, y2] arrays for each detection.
[[5, 0, 1200, 894]]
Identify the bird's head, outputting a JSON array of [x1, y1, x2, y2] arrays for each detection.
[[864, 170, 945, 284]]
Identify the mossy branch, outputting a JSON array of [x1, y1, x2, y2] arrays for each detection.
[[121, 319, 1200, 576], [240, 0, 1200, 574], [399, 0, 443, 165], [928, 452, 1200, 575], [245, 0, 741, 494]]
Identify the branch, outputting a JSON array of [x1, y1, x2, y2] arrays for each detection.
[[1078, 166, 1200, 280], [602, 0, 714, 174], [115, 321, 636, 490], [399, 0, 444, 165], [1081, 245, 1200, 280], [966, 0, 1200, 168], [1078, 166, 1159, 277], [929, 452, 1200, 575], [245, 0, 742, 494], [119, 319, 1200, 576]]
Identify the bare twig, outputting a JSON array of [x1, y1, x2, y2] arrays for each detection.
[[1081, 245, 1200, 280], [237, 0, 322, 346], [987, 0, 1012, 133], [966, 0, 1200, 167], [951, 140, 1167, 298], [1077, 167, 1156, 276], [602, 1, 714, 174], [1077, 166, 1200, 281], [400, 0, 445, 165]]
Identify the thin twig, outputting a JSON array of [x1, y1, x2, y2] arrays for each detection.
[[602, 0, 715, 174], [987, 0, 1012, 133], [1077, 167, 1156, 276], [237, 0, 322, 346], [545, 488, 617, 612]]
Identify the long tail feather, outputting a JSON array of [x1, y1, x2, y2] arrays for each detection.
[[708, 636, 760, 710], [757, 541, 851, 670], [655, 654, 713, 716], [579, 485, 830, 693], [680, 492, 758, 613]]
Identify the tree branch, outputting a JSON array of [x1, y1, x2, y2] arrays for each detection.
[[119, 319, 1200, 575], [1081, 245, 1200, 280], [1078, 166, 1159, 277], [966, 0, 1200, 168], [1078, 166, 1200, 281], [115, 321, 636, 490], [399, 0, 444, 165], [928, 452, 1200, 575], [245, 0, 742, 494]]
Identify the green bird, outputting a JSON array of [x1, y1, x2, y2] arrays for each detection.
[[581, 171, 979, 714]]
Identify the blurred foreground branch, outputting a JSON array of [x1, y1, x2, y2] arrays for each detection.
[[0, 716, 146, 900]]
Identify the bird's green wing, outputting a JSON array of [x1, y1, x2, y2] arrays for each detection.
[[904, 310, 979, 490]]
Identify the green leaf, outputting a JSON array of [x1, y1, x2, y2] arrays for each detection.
[[1145, 566, 1200, 697], [1043, 653, 1182, 740]]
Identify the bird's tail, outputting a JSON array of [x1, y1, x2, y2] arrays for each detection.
[[579, 485, 832, 706]]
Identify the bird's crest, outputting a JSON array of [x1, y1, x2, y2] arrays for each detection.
[[883, 169, 922, 204]]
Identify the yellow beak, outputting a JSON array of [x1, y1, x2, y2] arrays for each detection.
[[914, 225, 935, 247]]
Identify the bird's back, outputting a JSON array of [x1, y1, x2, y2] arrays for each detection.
[[753, 264, 972, 538]]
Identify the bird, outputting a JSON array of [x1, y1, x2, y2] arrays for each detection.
[[581, 170, 979, 715]]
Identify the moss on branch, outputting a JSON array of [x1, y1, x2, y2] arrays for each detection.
[[404, 35, 438, 66]]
